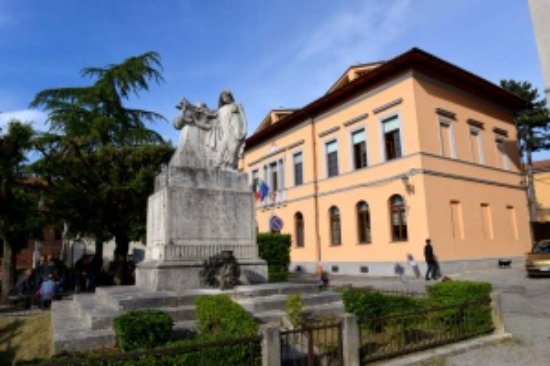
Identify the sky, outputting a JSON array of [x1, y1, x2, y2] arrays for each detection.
[[0, 0, 547, 158]]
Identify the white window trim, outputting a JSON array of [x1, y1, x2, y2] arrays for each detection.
[[469, 127, 485, 165], [323, 138, 340, 178], [251, 168, 259, 185], [378, 112, 404, 162], [495, 136, 510, 170], [291, 150, 304, 187], [437, 117, 457, 159], [348, 124, 369, 171]]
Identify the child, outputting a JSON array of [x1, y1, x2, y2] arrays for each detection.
[[394, 263, 407, 284], [407, 253, 421, 278]]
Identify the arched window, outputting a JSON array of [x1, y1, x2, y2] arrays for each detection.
[[329, 206, 341, 245], [389, 195, 407, 241], [294, 212, 304, 247], [357, 201, 371, 243]]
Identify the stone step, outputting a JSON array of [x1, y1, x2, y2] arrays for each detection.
[[73, 293, 121, 330], [52, 300, 116, 354], [228, 283, 319, 300], [253, 301, 345, 324], [236, 291, 341, 313]]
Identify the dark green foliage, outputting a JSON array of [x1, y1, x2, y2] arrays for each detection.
[[112, 310, 173, 352], [285, 292, 305, 326], [0, 121, 43, 300], [426, 281, 492, 304], [194, 294, 258, 339], [257, 233, 291, 282], [426, 281, 493, 333], [31, 52, 174, 282]]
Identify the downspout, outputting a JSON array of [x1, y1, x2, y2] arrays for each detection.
[[302, 111, 322, 267]]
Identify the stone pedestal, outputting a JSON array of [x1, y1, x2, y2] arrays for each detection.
[[136, 166, 267, 291]]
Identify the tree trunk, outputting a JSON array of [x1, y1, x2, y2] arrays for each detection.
[[113, 235, 129, 285], [1, 238, 17, 301], [94, 238, 103, 260]]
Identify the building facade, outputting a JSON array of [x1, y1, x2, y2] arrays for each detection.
[[242, 48, 532, 276]]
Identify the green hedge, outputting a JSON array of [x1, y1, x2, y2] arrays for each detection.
[[343, 281, 493, 334], [257, 233, 291, 282], [112, 310, 173, 352], [194, 294, 258, 338]]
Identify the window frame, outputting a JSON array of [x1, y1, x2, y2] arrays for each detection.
[[329, 206, 342, 246], [349, 127, 368, 171], [389, 194, 408, 242], [292, 151, 304, 186], [294, 212, 305, 248], [437, 117, 456, 159], [324, 139, 340, 178], [356, 201, 372, 244], [469, 127, 485, 164], [379, 113, 404, 162]]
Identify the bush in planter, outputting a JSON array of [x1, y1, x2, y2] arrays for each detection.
[[194, 294, 258, 338], [257, 233, 291, 282], [112, 309, 173, 352]]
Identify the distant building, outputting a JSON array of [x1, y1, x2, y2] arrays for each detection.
[[533, 159, 550, 222], [243, 48, 531, 276], [529, 0, 550, 105]]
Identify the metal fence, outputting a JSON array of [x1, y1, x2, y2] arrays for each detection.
[[39, 335, 263, 366], [358, 300, 494, 364], [280, 320, 343, 366]]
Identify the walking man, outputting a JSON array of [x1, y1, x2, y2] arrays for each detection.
[[423, 238, 439, 280]]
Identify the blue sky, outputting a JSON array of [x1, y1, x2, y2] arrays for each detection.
[[0, 1, 546, 158]]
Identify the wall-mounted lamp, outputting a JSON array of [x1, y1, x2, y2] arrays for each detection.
[[400, 174, 415, 194]]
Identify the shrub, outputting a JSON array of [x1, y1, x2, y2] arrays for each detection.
[[285, 293, 305, 326], [194, 294, 258, 339], [112, 310, 173, 352], [426, 281, 493, 333], [257, 233, 291, 282], [426, 280, 492, 304]]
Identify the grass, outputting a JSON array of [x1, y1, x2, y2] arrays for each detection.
[[0, 312, 53, 365]]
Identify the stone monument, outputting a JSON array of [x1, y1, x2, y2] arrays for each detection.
[[136, 90, 268, 291]]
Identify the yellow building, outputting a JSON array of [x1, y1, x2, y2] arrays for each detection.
[[242, 48, 531, 276], [533, 160, 550, 222]]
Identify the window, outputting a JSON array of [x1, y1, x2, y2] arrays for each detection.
[[351, 129, 367, 169], [269, 161, 278, 192], [329, 206, 341, 245], [450, 200, 464, 239], [293, 152, 303, 186], [469, 128, 484, 164], [439, 119, 455, 158], [481, 203, 494, 239], [251, 169, 259, 192], [495, 138, 509, 170], [383, 115, 402, 161], [356, 201, 371, 243], [326, 140, 339, 177], [389, 195, 407, 241], [295, 212, 304, 247]]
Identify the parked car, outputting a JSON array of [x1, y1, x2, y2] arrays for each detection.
[[525, 239, 550, 277]]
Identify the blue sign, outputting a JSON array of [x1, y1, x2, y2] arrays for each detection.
[[270, 216, 284, 232]]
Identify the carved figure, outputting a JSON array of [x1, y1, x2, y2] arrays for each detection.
[[169, 90, 247, 170]]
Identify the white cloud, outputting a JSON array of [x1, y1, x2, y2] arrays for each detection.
[[241, 0, 414, 130], [0, 109, 48, 132]]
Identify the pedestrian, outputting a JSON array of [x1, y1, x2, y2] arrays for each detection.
[[423, 238, 440, 280], [394, 263, 407, 283], [407, 253, 421, 278]]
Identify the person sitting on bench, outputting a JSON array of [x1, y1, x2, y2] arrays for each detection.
[[38, 274, 57, 309]]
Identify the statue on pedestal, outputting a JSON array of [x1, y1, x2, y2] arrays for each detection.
[[170, 90, 247, 170]]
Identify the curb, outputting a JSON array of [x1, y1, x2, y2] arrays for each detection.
[[378, 332, 513, 365]]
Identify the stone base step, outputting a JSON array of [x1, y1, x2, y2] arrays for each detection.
[[253, 301, 345, 324], [236, 291, 341, 313]]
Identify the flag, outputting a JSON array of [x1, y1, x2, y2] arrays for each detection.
[[260, 181, 269, 201], [255, 182, 261, 201]]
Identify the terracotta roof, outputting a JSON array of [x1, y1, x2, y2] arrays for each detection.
[[533, 160, 550, 171], [245, 47, 528, 151]]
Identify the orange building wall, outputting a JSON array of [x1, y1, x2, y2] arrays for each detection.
[[243, 70, 532, 276]]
